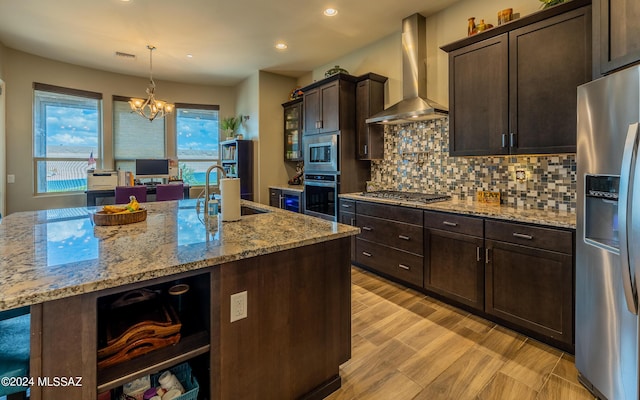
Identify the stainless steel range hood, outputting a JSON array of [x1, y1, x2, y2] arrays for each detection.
[[366, 13, 448, 125]]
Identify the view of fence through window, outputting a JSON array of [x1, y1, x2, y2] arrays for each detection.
[[176, 105, 220, 185], [33, 86, 101, 193]]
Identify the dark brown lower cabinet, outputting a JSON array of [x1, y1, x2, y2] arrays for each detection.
[[424, 211, 485, 311], [338, 199, 356, 261], [485, 221, 574, 351], [351, 201, 424, 288], [356, 238, 424, 287], [425, 229, 484, 311]]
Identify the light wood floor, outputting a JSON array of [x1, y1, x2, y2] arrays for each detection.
[[326, 267, 596, 400]]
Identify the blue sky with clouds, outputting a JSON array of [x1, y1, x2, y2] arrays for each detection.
[[45, 105, 99, 148]]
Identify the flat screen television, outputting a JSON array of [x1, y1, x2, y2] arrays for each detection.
[[135, 159, 170, 180]]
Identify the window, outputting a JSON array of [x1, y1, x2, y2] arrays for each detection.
[[33, 83, 102, 194], [113, 96, 166, 173], [175, 103, 220, 186]]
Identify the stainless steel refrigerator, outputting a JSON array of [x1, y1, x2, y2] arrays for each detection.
[[576, 65, 640, 400]]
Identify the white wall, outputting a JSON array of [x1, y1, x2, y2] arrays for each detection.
[[236, 71, 299, 205], [235, 73, 260, 201], [303, 0, 540, 107], [4, 48, 236, 214], [257, 71, 298, 204]]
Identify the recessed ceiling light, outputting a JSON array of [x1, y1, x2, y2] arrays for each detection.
[[275, 42, 288, 50], [324, 8, 338, 16], [186, 54, 193, 58]]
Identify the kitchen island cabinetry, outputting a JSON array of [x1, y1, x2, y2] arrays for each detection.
[[442, 0, 591, 156], [353, 202, 424, 288], [1, 200, 357, 400], [424, 211, 485, 311], [593, 0, 640, 76], [485, 220, 574, 350], [302, 74, 356, 136]]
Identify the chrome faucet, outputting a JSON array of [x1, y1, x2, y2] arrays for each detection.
[[204, 164, 227, 216]]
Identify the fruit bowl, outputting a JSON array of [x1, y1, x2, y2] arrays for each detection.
[[92, 208, 147, 226]]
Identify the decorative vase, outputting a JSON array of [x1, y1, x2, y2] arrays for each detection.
[[325, 65, 349, 78], [540, 0, 565, 9]]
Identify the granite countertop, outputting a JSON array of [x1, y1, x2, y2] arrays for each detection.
[[0, 199, 359, 311], [340, 193, 576, 230], [269, 184, 304, 192]]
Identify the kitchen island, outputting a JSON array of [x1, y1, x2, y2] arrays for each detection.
[[0, 199, 358, 400]]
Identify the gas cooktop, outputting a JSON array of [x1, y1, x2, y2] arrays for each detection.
[[360, 190, 450, 204]]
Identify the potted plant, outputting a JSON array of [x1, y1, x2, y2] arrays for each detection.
[[221, 116, 241, 138]]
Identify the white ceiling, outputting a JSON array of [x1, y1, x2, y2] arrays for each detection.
[[0, 0, 461, 86]]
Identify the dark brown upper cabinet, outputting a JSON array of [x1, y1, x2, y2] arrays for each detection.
[[593, 0, 640, 77], [301, 73, 356, 136], [442, 0, 591, 156], [356, 73, 387, 160], [282, 98, 303, 162]]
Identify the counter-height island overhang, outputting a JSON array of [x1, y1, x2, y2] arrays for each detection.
[[0, 199, 359, 400]]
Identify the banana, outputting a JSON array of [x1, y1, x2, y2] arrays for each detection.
[[102, 205, 127, 213], [101, 196, 140, 214], [126, 196, 140, 212]]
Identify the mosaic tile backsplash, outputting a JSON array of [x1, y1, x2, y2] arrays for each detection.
[[369, 119, 577, 212]]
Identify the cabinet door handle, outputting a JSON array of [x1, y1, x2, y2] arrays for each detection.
[[341, 204, 352, 208], [485, 248, 491, 264], [443, 221, 458, 227], [398, 264, 410, 270], [512, 232, 533, 240], [362, 251, 372, 257], [510, 132, 517, 148], [279, 195, 284, 209], [501, 133, 507, 148], [398, 235, 410, 241], [350, 218, 355, 226], [362, 226, 373, 231], [477, 246, 482, 262], [363, 144, 368, 155]]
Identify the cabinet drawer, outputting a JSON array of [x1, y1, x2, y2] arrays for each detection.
[[357, 214, 423, 255], [485, 220, 573, 254], [356, 238, 423, 287], [339, 199, 356, 213], [424, 211, 483, 237], [357, 201, 423, 225]]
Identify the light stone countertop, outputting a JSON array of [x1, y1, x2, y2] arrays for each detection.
[[0, 199, 359, 311], [340, 193, 576, 230], [268, 184, 304, 193]]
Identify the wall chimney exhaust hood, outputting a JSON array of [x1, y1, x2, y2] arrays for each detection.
[[366, 13, 448, 125]]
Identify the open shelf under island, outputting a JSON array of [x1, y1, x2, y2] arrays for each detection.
[[0, 199, 358, 400]]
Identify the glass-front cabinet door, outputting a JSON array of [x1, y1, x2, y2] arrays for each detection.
[[282, 98, 303, 161]]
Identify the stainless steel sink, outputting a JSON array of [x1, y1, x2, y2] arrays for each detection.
[[240, 205, 269, 216]]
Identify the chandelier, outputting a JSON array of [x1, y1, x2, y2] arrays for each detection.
[[129, 45, 174, 122]]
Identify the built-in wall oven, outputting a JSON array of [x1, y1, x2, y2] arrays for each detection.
[[303, 133, 339, 172], [303, 173, 339, 221]]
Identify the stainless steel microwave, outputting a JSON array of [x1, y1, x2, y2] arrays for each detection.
[[303, 133, 338, 172]]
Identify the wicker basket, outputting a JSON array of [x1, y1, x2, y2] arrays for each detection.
[[92, 208, 147, 226], [150, 362, 199, 400]]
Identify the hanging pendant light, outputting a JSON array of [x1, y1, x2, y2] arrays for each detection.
[[129, 45, 174, 122]]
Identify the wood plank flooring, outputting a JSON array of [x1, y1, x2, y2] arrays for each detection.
[[326, 267, 595, 400]]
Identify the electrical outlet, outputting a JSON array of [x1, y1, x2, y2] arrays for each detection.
[[230, 291, 247, 322], [7, 174, 15, 184]]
